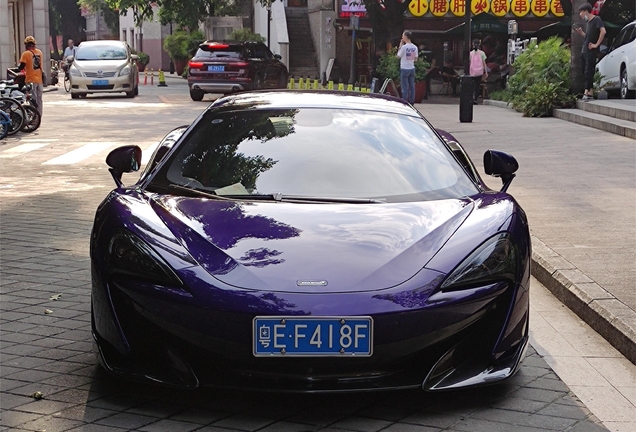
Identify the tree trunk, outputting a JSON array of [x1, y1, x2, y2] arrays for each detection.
[[571, 0, 587, 95]]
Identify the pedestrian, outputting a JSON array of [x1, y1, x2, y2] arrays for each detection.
[[397, 31, 418, 104], [63, 39, 77, 63], [18, 36, 44, 115], [469, 39, 488, 105], [575, 3, 606, 101]]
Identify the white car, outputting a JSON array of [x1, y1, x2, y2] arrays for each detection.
[[69, 40, 139, 99], [596, 20, 636, 99]]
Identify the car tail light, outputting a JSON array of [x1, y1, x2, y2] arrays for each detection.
[[189, 62, 204, 69], [208, 43, 229, 49], [233, 62, 249, 67]]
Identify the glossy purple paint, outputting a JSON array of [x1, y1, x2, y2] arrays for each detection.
[[91, 91, 531, 392]]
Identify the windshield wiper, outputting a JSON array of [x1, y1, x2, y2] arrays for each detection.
[[220, 193, 385, 204], [168, 184, 234, 200]]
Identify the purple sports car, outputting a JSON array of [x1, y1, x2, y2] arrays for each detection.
[[91, 91, 530, 392]]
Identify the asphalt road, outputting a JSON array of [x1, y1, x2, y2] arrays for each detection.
[[0, 84, 625, 431]]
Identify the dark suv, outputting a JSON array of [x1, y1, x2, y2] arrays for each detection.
[[187, 41, 289, 101]]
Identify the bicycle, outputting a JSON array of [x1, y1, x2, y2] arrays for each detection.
[[0, 110, 10, 140], [10, 83, 41, 133], [62, 61, 71, 92]]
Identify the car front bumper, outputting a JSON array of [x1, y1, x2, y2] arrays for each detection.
[[71, 74, 134, 94]]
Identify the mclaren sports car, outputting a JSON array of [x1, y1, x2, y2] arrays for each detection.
[[91, 91, 531, 392]]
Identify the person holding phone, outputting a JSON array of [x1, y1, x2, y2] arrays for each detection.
[[575, 3, 606, 101], [397, 31, 418, 104]]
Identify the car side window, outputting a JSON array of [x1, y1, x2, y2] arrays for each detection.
[[254, 44, 273, 60], [627, 25, 636, 45]]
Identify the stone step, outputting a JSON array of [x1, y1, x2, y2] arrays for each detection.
[[553, 106, 636, 139], [575, 99, 636, 122]]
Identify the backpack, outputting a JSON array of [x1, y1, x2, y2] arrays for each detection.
[[469, 50, 484, 76], [31, 51, 41, 70]]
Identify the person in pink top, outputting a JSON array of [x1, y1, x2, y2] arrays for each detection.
[[469, 39, 488, 105]]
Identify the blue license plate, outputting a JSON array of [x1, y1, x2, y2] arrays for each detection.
[[92, 79, 108, 86], [253, 316, 373, 357], [208, 65, 225, 72]]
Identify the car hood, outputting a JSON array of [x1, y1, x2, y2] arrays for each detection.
[[74, 59, 129, 72], [151, 197, 474, 293]]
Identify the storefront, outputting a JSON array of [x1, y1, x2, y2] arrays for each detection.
[[334, 0, 565, 84]]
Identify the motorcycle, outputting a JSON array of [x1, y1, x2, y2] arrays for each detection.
[[49, 59, 59, 86]]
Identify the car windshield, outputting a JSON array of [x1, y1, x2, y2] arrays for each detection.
[[152, 108, 478, 202], [76, 45, 127, 61], [195, 46, 243, 59]]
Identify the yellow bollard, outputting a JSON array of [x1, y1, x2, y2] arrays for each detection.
[[338, 82, 344, 91], [347, 83, 353, 91], [328, 81, 334, 90], [298, 77, 304, 90], [313, 79, 319, 90], [288, 76, 295, 89], [158, 69, 167, 87]]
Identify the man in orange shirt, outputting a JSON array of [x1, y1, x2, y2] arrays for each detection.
[[18, 36, 44, 115]]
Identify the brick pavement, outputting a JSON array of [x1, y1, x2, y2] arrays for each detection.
[[0, 88, 618, 431]]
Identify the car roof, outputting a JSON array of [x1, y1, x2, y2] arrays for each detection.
[[78, 40, 126, 46], [208, 91, 422, 118], [202, 40, 261, 45]]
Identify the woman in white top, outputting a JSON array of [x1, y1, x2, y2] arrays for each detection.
[[469, 39, 488, 104]]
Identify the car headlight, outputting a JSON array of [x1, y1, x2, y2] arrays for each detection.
[[70, 66, 82, 77], [119, 65, 131, 76], [108, 232, 182, 286], [440, 233, 518, 291]]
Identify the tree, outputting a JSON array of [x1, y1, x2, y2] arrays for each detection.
[[49, 0, 86, 59], [77, 0, 120, 37]]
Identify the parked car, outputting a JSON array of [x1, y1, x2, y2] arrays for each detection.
[[597, 20, 636, 99], [69, 40, 139, 99], [92, 91, 531, 392], [186, 41, 288, 101]]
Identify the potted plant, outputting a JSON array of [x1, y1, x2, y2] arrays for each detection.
[[163, 30, 205, 76], [135, 51, 149, 72]]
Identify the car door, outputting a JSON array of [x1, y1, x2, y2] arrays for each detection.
[[253, 43, 284, 88]]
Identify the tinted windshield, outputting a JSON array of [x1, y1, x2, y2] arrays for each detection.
[[195, 46, 244, 59], [152, 108, 478, 202], [76, 45, 127, 60]]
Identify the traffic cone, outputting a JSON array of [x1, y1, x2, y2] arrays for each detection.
[[150, 69, 154, 86], [143, 70, 147, 85], [312, 79, 319, 90], [347, 83, 353, 91], [158, 69, 167, 87]]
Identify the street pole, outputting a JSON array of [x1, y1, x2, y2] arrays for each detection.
[[459, 5, 473, 123], [349, 15, 359, 85], [267, 1, 272, 49], [169, 22, 174, 74]]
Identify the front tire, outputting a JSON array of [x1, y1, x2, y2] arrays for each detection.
[[64, 77, 71, 92], [190, 89, 204, 101], [20, 105, 41, 133], [71, 92, 79, 99], [620, 68, 635, 99]]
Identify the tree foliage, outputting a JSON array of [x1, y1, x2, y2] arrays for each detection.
[[77, 0, 120, 37], [49, 0, 86, 58]]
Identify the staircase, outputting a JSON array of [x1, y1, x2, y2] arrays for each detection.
[[553, 100, 636, 139], [285, 8, 320, 80]]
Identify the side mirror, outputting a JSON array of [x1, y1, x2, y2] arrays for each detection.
[[131, 54, 139, 61], [274, 54, 282, 60], [483, 150, 518, 192], [106, 145, 142, 188]]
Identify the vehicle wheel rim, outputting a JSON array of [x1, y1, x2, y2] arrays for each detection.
[[621, 71, 627, 99]]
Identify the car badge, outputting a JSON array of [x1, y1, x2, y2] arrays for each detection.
[[297, 280, 328, 286], [97, 70, 103, 77]]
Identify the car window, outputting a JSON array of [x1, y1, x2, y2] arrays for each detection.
[[253, 44, 273, 60], [626, 25, 636, 45], [196, 45, 244, 59], [155, 108, 479, 202], [76, 45, 127, 60]]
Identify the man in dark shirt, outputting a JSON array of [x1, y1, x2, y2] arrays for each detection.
[[575, 3, 606, 100]]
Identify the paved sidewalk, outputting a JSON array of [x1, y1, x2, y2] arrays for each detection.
[[415, 99, 636, 365]]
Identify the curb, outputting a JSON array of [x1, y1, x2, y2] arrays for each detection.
[[483, 99, 514, 109], [531, 235, 636, 364]]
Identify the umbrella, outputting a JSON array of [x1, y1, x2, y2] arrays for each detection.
[[445, 13, 508, 35]]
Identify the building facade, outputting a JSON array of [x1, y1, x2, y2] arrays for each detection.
[[0, 0, 50, 80]]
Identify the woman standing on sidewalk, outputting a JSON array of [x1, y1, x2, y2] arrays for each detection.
[[469, 39, 488, 104]]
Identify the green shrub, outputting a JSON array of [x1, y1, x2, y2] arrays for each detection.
[[489, 89, 513, 102], [507, 37, 575, 117], [229, 28, 266, 43], [164, 30, 205, 61]]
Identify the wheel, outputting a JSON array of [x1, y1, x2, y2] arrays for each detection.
[[0, 112, 9, 140], [620, 68, 635, 99], [20, 105, 41, 133], [190, 89, 204, 101], [0, 98, 26, 135], [134, 85, 139, 96], [125, 90, 135, 98], [71, 92, 79, 99], [64, 76, 71, 92], [253, 74, 263, 90]]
